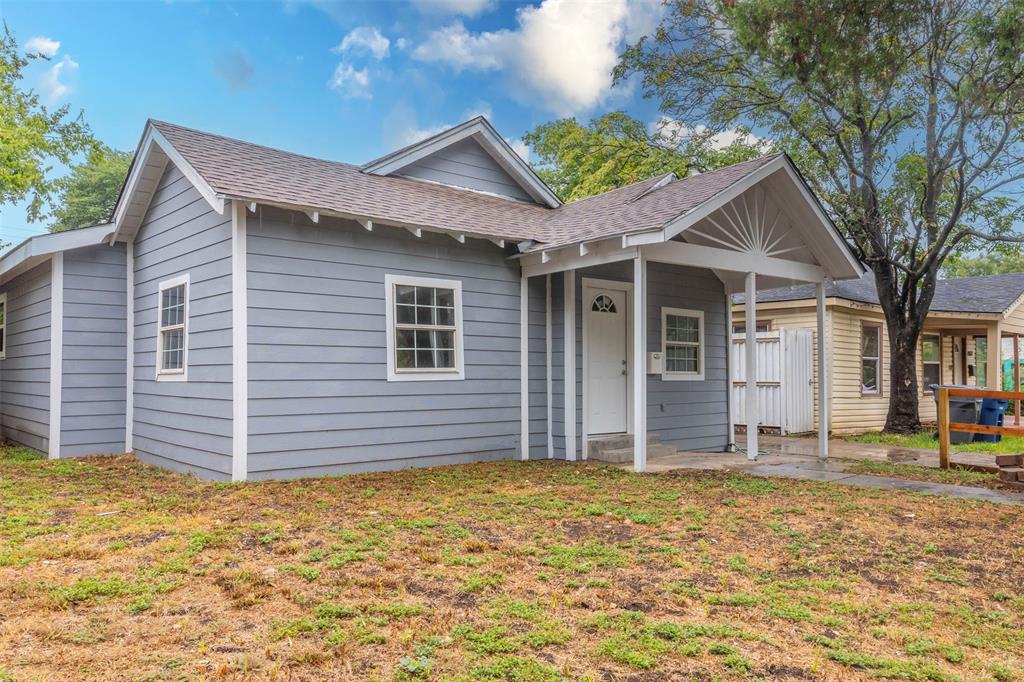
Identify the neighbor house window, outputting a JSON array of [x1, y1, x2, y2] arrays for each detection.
[[662, 307, 704, 381], [385, 274, 464, 381], [922, 334, 940, 392], [974, 336, 988, 387], [0, 292, 6, 360], [156, 274, 189, 381], [732, 321, 770, 335], [861, 323, 882, 395]]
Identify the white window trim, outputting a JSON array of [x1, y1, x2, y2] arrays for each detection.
[[156, 273, 189, 382], [922, 333, 941, 394], [662, 306, 705, 381], [384, 273, 465, 382], [0, 291, 6, 360]]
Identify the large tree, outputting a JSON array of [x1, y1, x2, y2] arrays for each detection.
[[1, 24, 97, 238], [45, 146, 131, 232], [617, 0, 1024, 432], [524, 111, 770, 201]]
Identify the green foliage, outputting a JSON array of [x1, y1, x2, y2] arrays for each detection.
[[523, 111, 768, 201], [46, 146, 132, 232], [0, 24, 98, 223]]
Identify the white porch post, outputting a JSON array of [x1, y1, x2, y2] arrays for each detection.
[[816, 281, 829, 460], [632, 255, 647, 472], [520, 274, 530, 460], [724, 290, 736, 451], [545, 274, 554, 458], [744, 271, 758, 460]]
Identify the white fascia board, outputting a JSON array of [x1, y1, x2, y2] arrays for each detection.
[[521, 240, 638, 278], [0, 223, 114, 284], [361, 117, 561, 208], [109, 124, 225, 244]]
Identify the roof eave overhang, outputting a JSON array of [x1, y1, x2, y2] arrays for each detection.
[[360, 117, 562, 209], [223, 195, 519, 248], [0, 223, 115, 287]]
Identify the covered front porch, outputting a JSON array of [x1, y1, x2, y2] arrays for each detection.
[[515, 156, 864, 472]]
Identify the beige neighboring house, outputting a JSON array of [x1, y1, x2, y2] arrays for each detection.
[[733, 272, 1024, 435]]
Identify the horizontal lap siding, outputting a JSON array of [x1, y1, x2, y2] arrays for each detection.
[[645, 263, 729, 451], [246, 210, 522, 479], [132, 164, 233, 479], [0, 262, 51, 452], [60, 244, 127, 456], [527, 275, 548, 459], [398, 137, 533, 202]]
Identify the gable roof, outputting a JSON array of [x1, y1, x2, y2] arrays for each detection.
[[106, 117, 860, 281], [361, 116, 561, 208], [735, 271, 1024, 315]]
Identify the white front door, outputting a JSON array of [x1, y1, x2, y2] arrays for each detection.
[[585, 285, 629, 434]]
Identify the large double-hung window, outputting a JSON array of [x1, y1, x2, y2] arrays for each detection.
[[385, 274, 464, 381]]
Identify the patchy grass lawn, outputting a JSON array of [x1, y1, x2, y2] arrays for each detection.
[[1, 446, 1022, 681], [847, 430, 1024, 455]]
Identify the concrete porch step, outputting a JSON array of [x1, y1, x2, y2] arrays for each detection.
[[589, 443, 678, 464], [588, 433, 660, 454]]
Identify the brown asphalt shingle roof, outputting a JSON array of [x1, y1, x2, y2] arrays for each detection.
[[151, 120, 783, 249]]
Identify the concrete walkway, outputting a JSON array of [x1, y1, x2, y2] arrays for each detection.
[[635, 435, 1022, 505]]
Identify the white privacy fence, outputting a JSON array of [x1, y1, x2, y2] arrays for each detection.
[[731, 329, 814, 435]]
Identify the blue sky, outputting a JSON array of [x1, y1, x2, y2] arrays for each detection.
[[1, 0, 667, 244]]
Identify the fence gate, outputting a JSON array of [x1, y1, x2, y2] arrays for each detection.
[[731, 329, 814, 435]]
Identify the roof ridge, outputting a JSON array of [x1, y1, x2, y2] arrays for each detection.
[[149, 119, 362, 171]]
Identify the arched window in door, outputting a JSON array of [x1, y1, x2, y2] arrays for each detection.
[[591, 294, 617, 313]]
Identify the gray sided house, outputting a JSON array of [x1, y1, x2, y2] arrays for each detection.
[[0, 116, 863, 480]]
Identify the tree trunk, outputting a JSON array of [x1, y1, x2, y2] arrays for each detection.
[[884, 324, 922, 433]]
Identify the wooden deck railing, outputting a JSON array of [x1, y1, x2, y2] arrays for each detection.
[[936, 386, 1024, 469]]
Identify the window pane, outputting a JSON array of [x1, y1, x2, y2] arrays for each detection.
[[666, 315, 699, 343], [415, 330, 431, 348], [435, 288, 454, 308], [396, 304, 416, 324], [396, 349, 414, 368], [436, 307, 455, 326], [923, 363, 940, 389], [922, 336, 939, 363], [432, 330, 454, 350], [666, 345, 698, 373], [415, 286, 434, 306], [434, 349, 455, 368], [416, 349, 434, 368], [862, 359, 878, 392], [862, 326, 879, 358], [396, 285, 416, 305], [416, 305, 434, 325], [396, 329, 415, 349]]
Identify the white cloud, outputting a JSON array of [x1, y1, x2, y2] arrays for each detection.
[[39, 55, 78, 102], [411, 0, 664, 116], [336, 26, 390, 60], [24, 36, 60, 58], [329, 62, 371, 98], [653, 116, 768, 151], [411, 0, 495, 18], [506, 137, 529, 161]]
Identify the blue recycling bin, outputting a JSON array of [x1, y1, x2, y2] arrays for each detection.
[[974, 398, 1009, 442]]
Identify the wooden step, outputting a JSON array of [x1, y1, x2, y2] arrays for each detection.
[[997, 467, 1024, 482], [995, 454, 1024, 467]]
